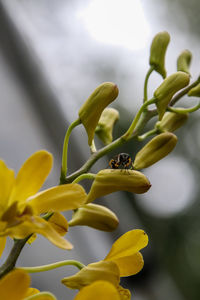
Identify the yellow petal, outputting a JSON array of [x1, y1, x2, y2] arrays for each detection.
[[25, 287, 40, 297], [68, 203, 119, 232], [79, 82, 119, 146], [0, 160, 15, 212], [86, 169, 151, 203], [74, 281, 120, 300], [6, 216, 73, 250], [28, 184, 87, 214], [10, 150, 53, 204], [62, 261, 120, 290], [111, 252, 144, 277], [133, 132, 177, 170], [105, 229, 148, 261], [0, 237, 6, 257], [48, 212, 68, 236], [25, 292, 57, 300], [0, 269, 30, 300]]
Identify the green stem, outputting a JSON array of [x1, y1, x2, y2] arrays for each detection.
[[123, 98, 156, 140], [19, 260, 85, 273], [72, 173, 96, 183], [167, 102, 200, 114], [0, 236, 30, 279], [25, 292, 57, 300], [137, 128, 158, 141], [61, 118, 81, 182], [144, 66, 154, 102], [64, 108, 157, 184]]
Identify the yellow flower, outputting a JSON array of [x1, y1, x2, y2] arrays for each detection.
[[0, 150, 87, 253], [86, 169, 151, 203], [0, 269, 57, 300], [62, 229, 148, 299], [74, 280, 120, 300], [78, 82, 119, 146], [68, 203, 119, 232]]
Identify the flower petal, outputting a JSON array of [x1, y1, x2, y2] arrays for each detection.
[[0, 269, 30, 300], [104, 229, 148, 261], [111, 252, 144, 277], [10, 150, 53, 204], [5, 216, 73, 250], [86, 169, 151, 203], [25, 287, 40, 297], [62, 261, 120, 290], [28, 184, 87, 214], [48, 212, 68, 236], [68, 203, 119, 232], [25, 291, 57, 300], [0, 237, 6, 258], [0, 160, 15, 212], [74, 281, 120, 300]]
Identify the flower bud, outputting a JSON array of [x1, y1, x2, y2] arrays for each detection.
[[68, 203, 119, 232], [95, 108, 119, 145], [177, 50, 192, 75], [156, 111, 188, 132], [188, 83, 200, 97], [62, 261, 120, 290], [149, 31, 170, 78], [86, 169, 151, 203], [79, 83, 119, 145], [133, 132, 177, 169], [154, 72, 190, 120]]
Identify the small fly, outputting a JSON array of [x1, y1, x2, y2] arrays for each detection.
[[109, 153, 133, 170]]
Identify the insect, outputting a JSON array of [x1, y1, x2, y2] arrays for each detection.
[[109, 153, 133, 170]]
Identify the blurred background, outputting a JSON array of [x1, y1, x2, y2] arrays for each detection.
[[0, 0, 200, 299]]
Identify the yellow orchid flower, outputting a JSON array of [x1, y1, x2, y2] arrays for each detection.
[[62, 229, 148, 299], [74, 280, 120, 300], [0, 269, 57, 300], [0, 150, 87, 252]]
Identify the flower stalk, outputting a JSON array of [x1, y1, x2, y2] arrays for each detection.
[[19, 260, 85, 273]]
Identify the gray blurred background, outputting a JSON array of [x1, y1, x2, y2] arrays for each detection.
[[0, 0, 200, 299]]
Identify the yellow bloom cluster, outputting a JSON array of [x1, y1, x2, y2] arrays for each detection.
[[0, 150, 87, 254], [62, 229, 148, 300], [1, 29, 199, 300]]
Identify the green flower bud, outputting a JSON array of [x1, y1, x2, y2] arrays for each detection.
[[133, 132, 177, 169], [95, 108, 119, 145], [86, 169, 151, 203], [177, 50, 192, 75], [156, 111, 188, 132], [68, 203, 119, 232], [188, 83, 200, 97], [154, 72, 190, 120], [79, 82, 119, 145], [149, 31, 170, 78], [62, 261, 120, 290]]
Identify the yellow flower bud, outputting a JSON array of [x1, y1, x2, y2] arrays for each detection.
[[133, 132, 177, 169], [188, 83, 200, 97], [149, 31, 170, 78], [86, 169, 151, 203], [62, 261, 120, 290], [177, 50, 192, 75], [79, 82, 119, 145], [95, 108, 119, 145], [156, 111, 188, 132], [154, 72, 190, 120], [68, 203, 119, 232]]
